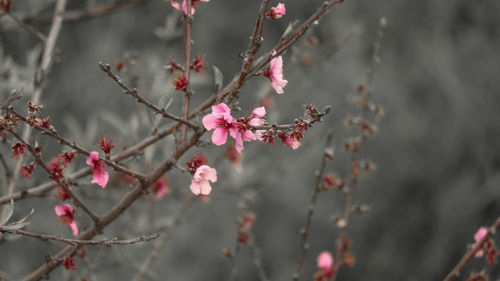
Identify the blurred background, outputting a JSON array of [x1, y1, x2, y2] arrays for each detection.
[[1, 0, 500, 280]]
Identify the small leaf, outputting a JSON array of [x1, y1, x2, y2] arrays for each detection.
[[3, 208, 34, 230], [213, 66, 223, 91], [0, 199, 14, 226]]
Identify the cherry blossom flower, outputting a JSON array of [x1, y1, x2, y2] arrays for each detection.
[[153, 177, 170, 200], [55, 204, 78, 236], [474, 227, 488, 257], [190, 55, 206, 73], [58, 152, 75, 168], [166, 0, 209, 15], [315, 251, 335, 281], [99, 136, 115, 156], [11, 142, 27, 159], [63, 256, 76, 270], [173, 73, 188, 91], [86, 151, 109, 188], [189, 165, 217, 195], [230, 106, 267, 153], [265, 3, 286, 19], [20, 163, 35, 179], [202, 103, 235, 146], [263, 52, 288, 94]]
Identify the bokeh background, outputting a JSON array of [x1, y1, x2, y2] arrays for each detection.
[[1, 0, 500, 280]]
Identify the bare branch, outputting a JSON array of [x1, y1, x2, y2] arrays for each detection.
[[2, 229, 159, 247], [293, 133, 333, 281], [98, 62, 200, 130]]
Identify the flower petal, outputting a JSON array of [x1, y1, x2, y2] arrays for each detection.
[[69, 221, 79, 237], [212, 103, 231, 115], [212, 127, 228, 145], [189, 179, 201, 195], [202, 114, 219, 130]]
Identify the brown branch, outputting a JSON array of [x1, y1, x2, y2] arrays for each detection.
[[181, 0, 193, 142], [227, 0, 270, 101], [98, 62, 200, 130], [443, 217, 500, 281], [2, 229, 159, 247], [23, 132, 202, 281], [8, 129, 101, 223], [293, 133, 333, 281], [247, 0, 345, 79], [132, 194, 194, 281]]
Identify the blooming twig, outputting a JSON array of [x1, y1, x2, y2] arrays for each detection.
[[8, 130, 101, 223], [98, 62, 200, 130], [6, 107, 147, 183], [1, 229, 159, 247], [23, 131, 203, 281], [293, 133, 334, 281], [443, 217, 500, 281]]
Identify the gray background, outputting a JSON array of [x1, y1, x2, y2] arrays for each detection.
[[1, 0, 500, 280]]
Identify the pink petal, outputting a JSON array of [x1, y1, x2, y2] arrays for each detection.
[[249, 117, 265, 126], [317, 251, 333, 270], [189, 179, 202, 195], [475, 227, 488, 241], [212, 103, 231, 115], [202, 114, 219, 130], [181, 0, 196, 15], [212, 127, 228, 145], [86, 151, 99, 166], [55, 204, 73, 216], [199, 180, 212, 195], [252, 106, 266, 118], [230, 128, 244, 153], [91, 168, 109, 188], [69, 221, 79, 237], [242, 130, 257, 142], [170, 0, 180, 10]]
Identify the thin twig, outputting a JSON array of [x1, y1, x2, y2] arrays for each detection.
[[98, 62, 200, 130], [132, 194, 194, 281], [330, 17, 386, 281], [247, 0, 345, 80], [293, 133, 333, 281], [181, 0, 193, 142], [443, 217, 500, 281], [6, 12, 47, 42], [227, 0, 270, 101], [2, 229, 158, 247]]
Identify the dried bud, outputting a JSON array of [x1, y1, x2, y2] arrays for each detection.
[[342, 252, 356, 267], [223, 248, 233, 257]]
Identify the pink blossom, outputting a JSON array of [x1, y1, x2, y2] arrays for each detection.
[[86, 151, 109, 188], [230, 107, 267, 153], [263, 52, 288, 94], [189, 165, 217, 195], [202, 103, 235, 146], [153, 177, 170, 200], [266, 3, 286, 19], [55, 204, 78, 236], [285, 136, 301, 149], [474, 227, 488, 257], [166, 0, 209, 15], [317, 251, 333, 271]]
